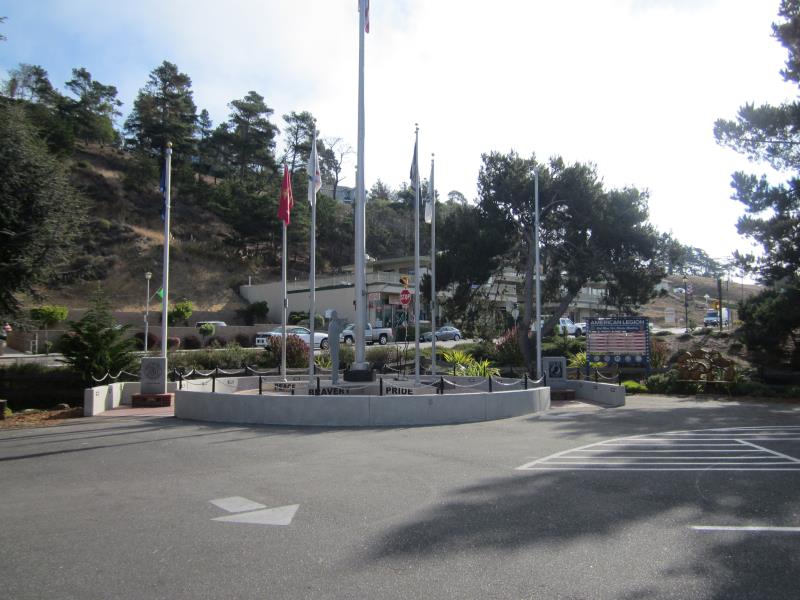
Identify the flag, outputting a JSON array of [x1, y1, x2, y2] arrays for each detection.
[[424, 158, 434, 224], [307, 135, 322, 204], [410, 138, 418, 191], [156, 287, 164, 300], [278, 164, 294, 225]]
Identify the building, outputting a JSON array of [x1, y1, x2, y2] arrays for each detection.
[[241, 256, 431, 327], [320, 183, 356, 204]]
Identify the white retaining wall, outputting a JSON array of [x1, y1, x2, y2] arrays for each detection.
[[175, 386, 550, 427], [83, 381, 179, 416], [550, 379, 626, 407]]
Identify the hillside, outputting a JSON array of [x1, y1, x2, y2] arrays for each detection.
[[639, 274, 762, 327], [34, 144, 254, 312], [27, 145, 764, 324]]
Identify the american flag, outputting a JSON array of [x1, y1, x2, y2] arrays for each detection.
[[589, 331, 648, 355]]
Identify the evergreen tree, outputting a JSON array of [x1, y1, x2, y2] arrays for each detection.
[[227, 91, 279, 180], [0, 104, 86, 316], [282, 111, 316, 173], [64, 67, 122, 145], [124, 61, 197, 160]]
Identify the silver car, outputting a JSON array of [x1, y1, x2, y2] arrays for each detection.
[[421, 325, 462, 342]]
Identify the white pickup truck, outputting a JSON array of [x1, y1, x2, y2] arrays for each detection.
[[339, 322, 393, 345], [555, 317, 587, 336]]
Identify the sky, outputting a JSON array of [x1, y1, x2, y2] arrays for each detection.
[[1, 0, 796, 266]]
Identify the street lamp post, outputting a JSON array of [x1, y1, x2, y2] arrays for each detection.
[[533, 168, 541, 380], [683, 274, 689, 333], [144, 272, 152, 352]]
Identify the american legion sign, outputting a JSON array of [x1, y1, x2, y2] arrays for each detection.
[[586, 317, 651, 375]]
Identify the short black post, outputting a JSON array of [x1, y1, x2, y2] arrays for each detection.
[[488, 375, 493, 393], [439, 376, 444, 395], [594, 370, 599, 383], [453, 364, 456, 377], [379, 377, 383, 396], [291, 386, 295, 395], [316, 376, 321, 395], [178, 372, 183, 390], [524, 373, 528, 390], [212, 373, 216, 393], [0, 399, 7, 420], [258, 376, 263, 395], [618, 371, 622, 385]]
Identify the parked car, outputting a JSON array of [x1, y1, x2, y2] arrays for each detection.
[[554, 317, 587, 336], [420, 326, 462, 342], [339, 322, 393, 345], [703, 308, 730, 328], [196, 321, 227, 328], [255, 326, 329, 349]]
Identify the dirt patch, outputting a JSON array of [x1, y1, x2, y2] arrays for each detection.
[[0, 407, 84, 429]]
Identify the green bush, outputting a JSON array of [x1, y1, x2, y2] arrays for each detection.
[[462, 340, 498, 362], [182, 335, 202, 350], [542, 335, 584, 357], [644, 371, 700, 395], [654, 330, 673, 337], [622, 380, 648, 394], [494, 327, 524, 367], [198, 323, 215, 337], [730, 380, 775, 397], [168, 345, 265, 371], [692, 327, 713, 336], [0, 364, 85, 410], [267, 334, 308, 368]]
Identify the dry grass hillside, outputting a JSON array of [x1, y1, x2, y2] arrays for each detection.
[[29, 144, 253, 313], [639, 274, 762, 328]]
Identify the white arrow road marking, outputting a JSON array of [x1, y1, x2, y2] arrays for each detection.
[[210, 496, 267, 513], [212, 504, 299, 526]]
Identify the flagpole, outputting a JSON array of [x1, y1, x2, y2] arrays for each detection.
[[353, 0, 368, 370], [430, 154, 436, 375], [308, 131, 318, 383], [413, 125, 421, 384], [281, 220, 287, 381], [160, 142, 172, 362]]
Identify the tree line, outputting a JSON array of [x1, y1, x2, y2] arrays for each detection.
[[1, 54, 718, 366]]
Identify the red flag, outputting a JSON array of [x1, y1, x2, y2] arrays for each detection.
[[278, 164, 294, 225]]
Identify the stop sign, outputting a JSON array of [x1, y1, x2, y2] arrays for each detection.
[[400, 289, 411, 306]]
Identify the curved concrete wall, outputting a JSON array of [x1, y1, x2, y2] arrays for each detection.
[[174, 387, 550, 427]]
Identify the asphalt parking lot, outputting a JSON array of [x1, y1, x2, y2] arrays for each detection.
[[1, 396, 799, 599]]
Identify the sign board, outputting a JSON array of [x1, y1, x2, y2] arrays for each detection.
[[586, 317, 651, 373], [664, 308, 676, 325], [687, 283, 693, 295], [542, 357, 567, 382], [511, 308, 519, 320], [400, 289, 411, 306]]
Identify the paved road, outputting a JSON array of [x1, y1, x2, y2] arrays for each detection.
[[1, 396, 799, 599]]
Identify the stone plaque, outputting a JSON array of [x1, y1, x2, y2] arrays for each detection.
[[542, 356, 567, 382], [140, 356, 168, 394]]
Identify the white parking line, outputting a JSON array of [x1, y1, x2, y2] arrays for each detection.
[[517, 426, 800, 471], [692, 525, 800, 533]]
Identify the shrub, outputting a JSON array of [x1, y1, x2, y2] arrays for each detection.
[[654, 330, 673, 337], [182, 335, 202, 350], [365, 345, 393, 368], [238, 300, 269, 325], [650, 337, 669, 369], [235, 333, 252, 347], [133, 331, 159, 351], [206, 335, 227, 348], [728, 342, 743, 355], [169, 344, 263, 371], [267, 334, 308, 368], [198, 323, 215, 337], [622, 380, 648, 394], [60, 292, 137, 384], [543, 335, 584, 357], [0, 364, 85, 410], [567, 351, 605, 369], [494, 327, 524, 367], [168, 300, 194, 326], [645, 370, 700, 395], [463, 340, 498, 362], [165, 336, 181, 349], [692, 327, 713, 336], [730, 380, 775, 397]]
